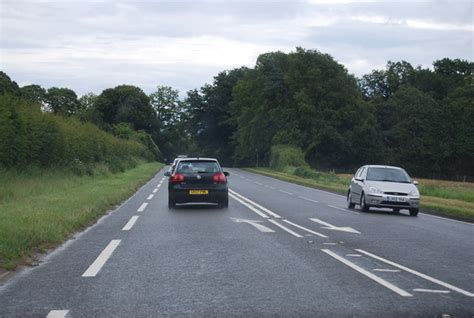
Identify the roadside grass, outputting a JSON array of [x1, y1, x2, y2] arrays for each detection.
[[0, 162, 163, 270], [245, 167, 474, 222]]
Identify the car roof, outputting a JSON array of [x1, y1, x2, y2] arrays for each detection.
[[177, 158, 218, 162], [364, 165, 403, 170]]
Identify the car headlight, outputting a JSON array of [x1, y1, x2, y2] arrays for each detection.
[[409, 189, 420, 196], [368, 186, 383, 194]]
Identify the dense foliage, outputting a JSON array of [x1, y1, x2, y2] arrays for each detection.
[[1, 48, 472, 180], [182, 49, 472, 180]]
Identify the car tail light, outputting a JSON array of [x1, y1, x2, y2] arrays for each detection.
[[213, 172, 227, 183], [170, 173, 185, 184]]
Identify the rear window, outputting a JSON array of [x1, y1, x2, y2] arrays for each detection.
[[176, 161, 220, 174]]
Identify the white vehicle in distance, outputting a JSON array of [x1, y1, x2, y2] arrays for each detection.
[[347, 165, 420, 216]]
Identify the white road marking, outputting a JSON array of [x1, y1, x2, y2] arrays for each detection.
[[82, 240, 121, 277], [413, 289, 451, 294], [255, 181, 263, 186], [47, 310, 69, 318], [298, 196, 319, 203], [373, 269, 400, 273], [268, 219, 303, 238], [356, 249, 474, 297], [269, 186, 276, 190], [346, 254, 362, 257], [137, 202, 148, 212], [282, 219, 328, 238], [323, 242, 338, 245], [147, 194, 154, 200], [153, 188, 158, 193], [122, 216, 139, 231], [231, 217, 275, 233], [229, 193, 269, 219], [310, 218, 360, 234], [420, 213, 473, 226], [321, 249, 412, 297], [229, 189, 282, 219], [157, 184, 162, 188], [278, 189, 293, 195], [328, 205, 358, 214]]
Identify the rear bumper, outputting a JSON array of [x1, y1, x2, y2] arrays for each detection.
[[169, 186, 228, 204], [366, 194, 419, 209]]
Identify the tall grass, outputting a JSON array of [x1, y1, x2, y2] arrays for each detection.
[[0, 162, 163, 270]]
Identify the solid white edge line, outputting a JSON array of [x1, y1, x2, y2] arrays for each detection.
[[268, 219, 303, 238], [321, 249, 412, 297], [122, 216, 139, 231], [282, 219, 328, 238], [413, 288, 451, 294], [229, 194, 269, 219], [82, 240, 121, 277], [137, 202, 148, 212], [231, 218, 275, 233], [147, 194, 154, 200], [298, 196, 319, 203], [47, 310, 69, 318], [356, 249, 474, 297], [229, 189, 282, 219], [420, 213, 473, 226]]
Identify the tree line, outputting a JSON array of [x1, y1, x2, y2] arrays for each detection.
[[1, 47, 472, 179]]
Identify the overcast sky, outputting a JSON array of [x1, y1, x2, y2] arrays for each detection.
[[1, 0, 472, 97]]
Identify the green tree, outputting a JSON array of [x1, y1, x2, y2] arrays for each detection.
[[45, 87, 79, 116], [0, 71, 20, 96], [20, 84, 47, 108]]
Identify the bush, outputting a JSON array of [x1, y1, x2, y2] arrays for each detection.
[[0, 94, 154, 173], [269, 144, 309, 171]]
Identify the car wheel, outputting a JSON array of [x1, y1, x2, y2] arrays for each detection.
[[393, 208, 400, 213], [347, 191, 355, 209], [219, 196, 229, 209], [360, 192, 370, 212], [168, 196, 176, 209], [409, 208, 419, 216]]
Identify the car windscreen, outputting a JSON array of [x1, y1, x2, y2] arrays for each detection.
[[366, 167, 411, 183], [176, 161, 220, 174]]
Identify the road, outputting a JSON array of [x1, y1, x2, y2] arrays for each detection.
[[1, 168, 473, 317]]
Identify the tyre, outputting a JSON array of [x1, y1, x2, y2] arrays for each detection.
[[393, 208, 400, 213], [360, 192, 370, 212], [347, 191, 355, 209], [409, 208, 419, 216], [168, 196, 176, 209], [219, 195, 229, 209]]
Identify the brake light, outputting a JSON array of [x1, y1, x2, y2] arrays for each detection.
[[213, 172, 227, 183], [170, 173, 185, 184]]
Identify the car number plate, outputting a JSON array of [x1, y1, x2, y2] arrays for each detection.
[[189, 190, 208, 195], [386, 196, 405, 202]]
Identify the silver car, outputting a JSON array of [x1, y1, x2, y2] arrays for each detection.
[[347, 165, 420, 216]]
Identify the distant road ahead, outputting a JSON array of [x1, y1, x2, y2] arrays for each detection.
[[1, 168, 473, 317]]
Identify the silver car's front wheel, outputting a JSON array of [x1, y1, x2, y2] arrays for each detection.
[[360, 192, 370, 212], [347, 191, 355, 209]]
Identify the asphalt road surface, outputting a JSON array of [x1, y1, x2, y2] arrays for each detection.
[[1, 168, 473, 317]]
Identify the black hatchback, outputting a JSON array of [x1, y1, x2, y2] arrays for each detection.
[[164, 158, 229, 209]]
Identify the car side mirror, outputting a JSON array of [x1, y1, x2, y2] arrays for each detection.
[[413, 180, 418, 186], [224, 171, 230, 177], [164, 170, 171, 177], [355, 177, 364, 182]]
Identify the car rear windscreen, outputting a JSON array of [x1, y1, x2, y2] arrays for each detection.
[[176, 161, 220, 174]]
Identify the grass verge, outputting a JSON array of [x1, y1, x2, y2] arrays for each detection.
[[0, 162, 163, 270], [244, 167, 474, 223]]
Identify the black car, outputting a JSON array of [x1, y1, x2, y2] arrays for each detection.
[[165, 158, 229, 209]]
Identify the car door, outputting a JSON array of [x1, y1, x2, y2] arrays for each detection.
[[352, 166, 366, 202]]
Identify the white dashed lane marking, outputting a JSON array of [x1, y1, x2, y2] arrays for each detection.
[[122, 216, 139, 231], [82, 240, 121, 277], [278, 189, 293, 195], [47, 310, 69, 318], [137, 202, 148, 212], [147, 194, 154, 200]]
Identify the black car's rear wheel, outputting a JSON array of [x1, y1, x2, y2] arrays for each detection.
[[168, 196, 176, 209], [219, 195, 229, 209], [409, 208, 419, 216]]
